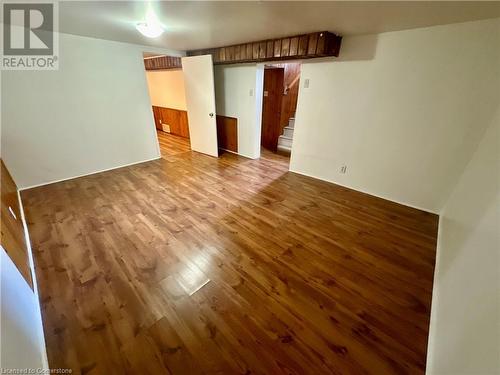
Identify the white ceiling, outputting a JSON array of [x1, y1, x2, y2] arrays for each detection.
[[59, 1, 500, 52]]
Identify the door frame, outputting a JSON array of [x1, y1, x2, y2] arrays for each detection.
[[260, 66, 285, 152], [254, 60, 303, 159]]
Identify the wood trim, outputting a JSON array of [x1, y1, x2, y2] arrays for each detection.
[[187, 31, 342, 65], [216, 115, 238, 153], [144, 56, 182, 70], [152, 106, 190, 138], [1, 160, 33, 288]]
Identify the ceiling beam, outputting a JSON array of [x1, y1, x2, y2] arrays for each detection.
[[187, 31, 342, 65]]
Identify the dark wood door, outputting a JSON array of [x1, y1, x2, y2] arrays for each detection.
[[261, 68, 284, 151]]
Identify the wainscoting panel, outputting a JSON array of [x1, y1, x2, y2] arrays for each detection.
[[152, 106, 190, 138], [216, 115, 238, 153]]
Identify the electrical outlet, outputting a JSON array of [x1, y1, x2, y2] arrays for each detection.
[[340, 165, 348, 174], [304, 79, 310, 88]]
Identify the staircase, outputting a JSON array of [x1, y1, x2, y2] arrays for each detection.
[[277, 116, 295, 154]]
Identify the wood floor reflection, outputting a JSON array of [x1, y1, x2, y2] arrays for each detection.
[[23, 131, 438, 375]]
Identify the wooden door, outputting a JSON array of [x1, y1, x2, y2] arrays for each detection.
[[261, 67, 284, 151]]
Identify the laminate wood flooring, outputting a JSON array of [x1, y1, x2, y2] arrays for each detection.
[[23, 132, 438, 375]]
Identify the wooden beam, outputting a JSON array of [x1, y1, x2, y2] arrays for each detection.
[[187, 31, 342, 65], [144, 55, 182, 70]]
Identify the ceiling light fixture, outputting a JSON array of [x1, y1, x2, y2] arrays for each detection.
[[136, 9, 164, 38]]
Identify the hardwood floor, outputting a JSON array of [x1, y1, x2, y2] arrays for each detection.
[[156, 130, 191, 158], [23, 132, 438, 375]]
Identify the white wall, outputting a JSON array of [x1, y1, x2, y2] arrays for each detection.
[[1, 32, 182, 189], [0, 183, 48, 370], [426, 111, 499, 374], [214, 64, 263, 159], [0, 247, 47, 370], [145, 69, 187, 110], [290, 18, 500, 213]]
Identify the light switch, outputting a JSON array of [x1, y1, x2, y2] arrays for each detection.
[[249, 89, 254, 96], [304, 79, 310, 88]]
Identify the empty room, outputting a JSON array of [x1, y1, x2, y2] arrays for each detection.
[[1, 1, 499, 374]]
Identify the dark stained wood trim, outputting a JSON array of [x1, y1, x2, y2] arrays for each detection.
[[187, 31, 342, 65], [144, 55, 182, 70]]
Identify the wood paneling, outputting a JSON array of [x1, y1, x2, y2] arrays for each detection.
[[261, 68, 284, 151], [275, 63, 301, 132], [1, 160, 32, 288], [259, 42, 266, 59], [152, 106, 190, 138], [216, 115, 238, 153], [234, 45, 241, 60], [316, 32, 327, 55], [152, 106, 161, 130], [144, 56, 182, 70], [266, 40, 274, 58], [23, 133, 438, 374], [307, 33, 319, 55], [289, 37, 299, 56], [273, 39, 281, 58], [187, 31, 342, 65], [298, 35, 309, 55], [281, 38, 290, 58]]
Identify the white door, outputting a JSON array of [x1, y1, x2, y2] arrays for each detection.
[[181, 55, 218, 157]]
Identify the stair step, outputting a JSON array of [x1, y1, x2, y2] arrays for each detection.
[[277, 144, 292, 154], [288, 118, 295, 128], [283, 126, 294, 138], [278, 135, 293, 148]]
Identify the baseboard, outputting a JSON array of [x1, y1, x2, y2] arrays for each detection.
[[425, 214, 445, 373], [219, 148, 259, 160], [219, 148, 239, 155], [20, 156, 161, 191], [288, 167, 438, 215]]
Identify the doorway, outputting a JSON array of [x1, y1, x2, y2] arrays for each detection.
[[143, 53, 190, 157], [260, 62, 301, 157], [143, 53, 219, 158]]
